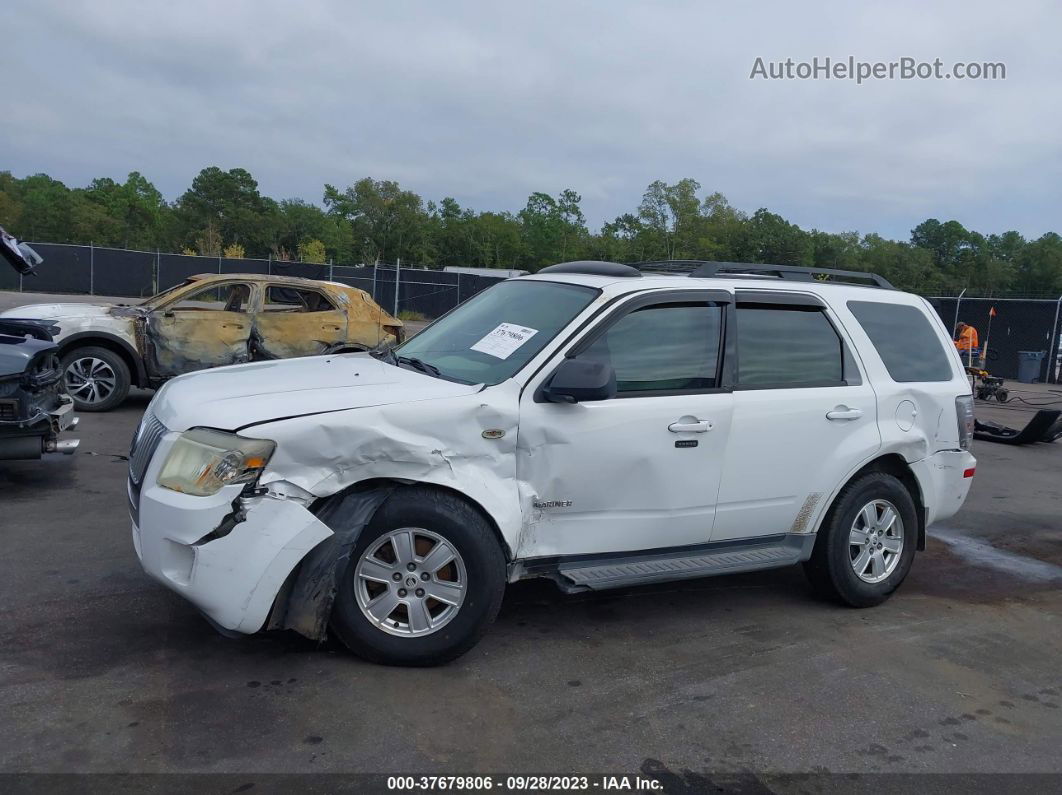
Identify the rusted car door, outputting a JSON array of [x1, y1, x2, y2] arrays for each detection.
[[252, 285, 348, 359], [143, 281, 254, 378]]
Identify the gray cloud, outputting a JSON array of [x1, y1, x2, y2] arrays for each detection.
[[3, 0, 1059, 240]]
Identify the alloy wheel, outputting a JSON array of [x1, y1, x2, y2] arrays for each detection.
[[354, 527, 467, 637], [849, 499, 904, 584], [65, 357, 117, 405]]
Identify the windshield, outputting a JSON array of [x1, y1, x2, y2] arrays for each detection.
[[394, 279, 598, 384], [138, 280, 196, 308]]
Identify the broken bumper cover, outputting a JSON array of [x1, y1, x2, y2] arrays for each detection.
[[131, 434, 333, 634], [910, 449, 977, 527]]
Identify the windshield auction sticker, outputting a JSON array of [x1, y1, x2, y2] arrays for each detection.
[[471, 323, 539, 359]]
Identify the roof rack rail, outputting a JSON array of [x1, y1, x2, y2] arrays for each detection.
[[631, 260, 894, 288]]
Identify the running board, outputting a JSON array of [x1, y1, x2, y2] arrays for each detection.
[[554, 535, 814, 591]]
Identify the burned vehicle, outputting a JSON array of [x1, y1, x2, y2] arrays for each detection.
[[129, 261, 977, 666], [0, 229, 78, 459], [0, 274, 404, 411]]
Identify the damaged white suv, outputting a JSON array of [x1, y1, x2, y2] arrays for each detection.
[[130, 261, 977, 665]]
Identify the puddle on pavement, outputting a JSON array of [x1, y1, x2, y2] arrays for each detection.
[[931, 527, 1062, 583]]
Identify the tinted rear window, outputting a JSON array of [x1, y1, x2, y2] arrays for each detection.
[[847, 301, 953, 382]]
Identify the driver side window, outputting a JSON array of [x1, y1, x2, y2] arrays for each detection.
[[578, 303, 723, 395]]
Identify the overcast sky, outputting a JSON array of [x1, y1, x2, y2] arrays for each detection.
[[4, 0, 1060, 240]]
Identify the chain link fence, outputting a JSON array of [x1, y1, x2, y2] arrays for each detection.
[[3, 243, 1060, 382], [0, 242, 506, 320]]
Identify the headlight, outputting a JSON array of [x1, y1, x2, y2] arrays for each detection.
[[157, 428, 275, 496]]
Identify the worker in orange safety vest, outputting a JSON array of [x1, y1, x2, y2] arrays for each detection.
[[955, 321, 979, 352]]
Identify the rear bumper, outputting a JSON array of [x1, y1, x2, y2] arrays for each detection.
[[911, 449, 977, 527], [131, 434, 332, 633]]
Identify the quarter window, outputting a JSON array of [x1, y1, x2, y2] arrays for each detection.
[[736, 304, 844, 387], [578, 303, 722, 395], [847, 300, 953, 382]]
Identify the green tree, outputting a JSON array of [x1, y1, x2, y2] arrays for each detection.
[[517, 189, 588, 269], [174, 167, 275, 257], [0, 172, 25, 233], [277, 199, 349, 261], [195, 221, 222, 257], [80, 172, 166, 249], [323, 178, 430, 264], [468, 211, 525, 267], [736, 208, 813, 265], [1013, 233, 1062, 294], [297, 238, 327, 263], [15, 174, 74, 242], [858, 234, 938, 292]]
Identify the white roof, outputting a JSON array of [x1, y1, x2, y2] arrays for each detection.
[[515, 271, 927, 307]]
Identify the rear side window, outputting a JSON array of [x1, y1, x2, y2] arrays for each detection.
[[265, 286, 335, 312], [735, 305, 844, 387], [847, 301, 953, 382]]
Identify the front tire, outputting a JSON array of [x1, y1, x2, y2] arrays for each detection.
[[803, 472, 918, 607], [330, 487, 506, 666], [60, 346, 131, 412]]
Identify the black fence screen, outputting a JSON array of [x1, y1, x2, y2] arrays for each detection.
[[7, 244, 1058, 382], [927, 297, 1061, 382], [4, 244, 507, 320]]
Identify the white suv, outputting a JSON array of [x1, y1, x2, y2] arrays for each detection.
[[129, 261, 976, 665]]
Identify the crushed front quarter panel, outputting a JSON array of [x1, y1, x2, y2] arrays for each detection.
[[242, 378, 525, 555]]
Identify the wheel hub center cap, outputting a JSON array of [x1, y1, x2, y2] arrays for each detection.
[[405, 576, 418, 588]]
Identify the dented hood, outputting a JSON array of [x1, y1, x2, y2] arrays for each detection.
[[150, 352, 482, 432], [0, 302, 119, 321]]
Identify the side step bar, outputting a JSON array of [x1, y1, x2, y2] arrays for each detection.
[[554, 535, 815, 591]]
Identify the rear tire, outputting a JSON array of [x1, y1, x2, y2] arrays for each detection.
[[803, 472, 918, 607], [330, 487, 506, 666], [60, 346, 131, 412]]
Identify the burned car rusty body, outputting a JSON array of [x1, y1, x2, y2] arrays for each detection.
[[0, 273, 404, 412]]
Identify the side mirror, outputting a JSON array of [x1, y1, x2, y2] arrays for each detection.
[[543, 358, 616, 403]]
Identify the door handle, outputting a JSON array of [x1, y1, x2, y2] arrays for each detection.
[[222, 323, 246, 330], [826, 406, 863, 421], [668, 419, 713, 433]]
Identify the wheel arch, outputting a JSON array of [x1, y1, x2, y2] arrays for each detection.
[[59, 332, 148, 387], [313, 478, 514, 562], [819, 453, 928, 551], [329, 344, 370, 355]]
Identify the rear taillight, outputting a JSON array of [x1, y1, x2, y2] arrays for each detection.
[[955, 395, 975, 449]]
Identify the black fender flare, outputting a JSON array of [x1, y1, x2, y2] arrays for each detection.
[[57, 331, 149, 387]]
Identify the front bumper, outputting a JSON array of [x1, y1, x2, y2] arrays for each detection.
[[131, 433, 333, 634], [0, 397, 78, 459]]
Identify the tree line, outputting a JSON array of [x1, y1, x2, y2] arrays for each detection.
[[1, 168, 1059, 296]]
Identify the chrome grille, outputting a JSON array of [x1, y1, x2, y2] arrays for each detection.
[[129, 412, 167, 485]]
